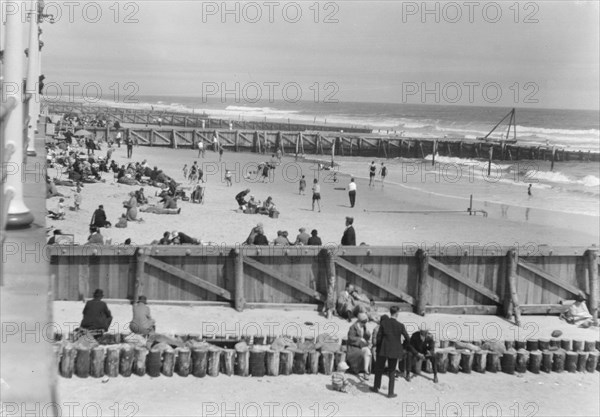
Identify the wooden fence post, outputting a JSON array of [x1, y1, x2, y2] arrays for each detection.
[[416, 249, 430, 315], [587, 248, 599, 326], [505, 248, 521, 326], [322, 249, 336, 319], [134, 248, 146, 302], [234, 248, 245, 311]]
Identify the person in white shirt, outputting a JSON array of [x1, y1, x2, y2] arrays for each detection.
[[348, 178, 357, 208]]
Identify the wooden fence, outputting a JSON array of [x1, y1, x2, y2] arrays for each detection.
[[45, 103, 371, 133], [49, 245, 599, 320]]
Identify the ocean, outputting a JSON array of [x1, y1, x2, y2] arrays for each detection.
[[83, 95, 600, 218]]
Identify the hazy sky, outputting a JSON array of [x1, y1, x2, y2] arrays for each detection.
[[12, 0, 600, 109]]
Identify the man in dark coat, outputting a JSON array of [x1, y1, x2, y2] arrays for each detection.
[[341, 216, 356, 246], [408, 325, 438, 383], [90, 205, 109, 228], [370, 306, 418, 398], [80, 289, 113, 331]]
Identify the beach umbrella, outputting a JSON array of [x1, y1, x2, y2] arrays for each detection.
[[74, 129, 92, 137]]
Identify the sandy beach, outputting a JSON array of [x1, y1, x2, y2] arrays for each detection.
[[45, 143, 599, 248], [52, 301, 600, 417]]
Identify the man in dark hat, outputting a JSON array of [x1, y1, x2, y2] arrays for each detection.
[[80, 289, 112, 332], [130, 296, 156, 336], [370, 306, 418, 398], [341, 217, 356, 246]]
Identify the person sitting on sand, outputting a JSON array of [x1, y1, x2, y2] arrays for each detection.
[[115, 214, 128, 228], [80, 289, 112, 333], [158, 231, 172, 245], [331, 361, 350, 393], [273, 231, 292, 246], [90, 205, 111, 228], [46, 177, 64, 198], [336, 284, 356, 321], [560, 291, 594, 328], [307, 229, 322, 246], [247, 195, 259, 211], [47, 229, 63, 245], [253, 227, 269, 245], [191, 184, 204, 204], [130, 296, 156, 336], [85, 226, 104, 245], [135, 187, 148, 205], [347, 312, 372, 381], [295, 227, 310, 245], [171, 231, 200, 245], [407, 324, 438, 383], [236, 189, 251, 210], [124, 191, 138, 221], [245, 223, 263, 245], [48, 198, 66, 220], [257, 196, 276, 215]]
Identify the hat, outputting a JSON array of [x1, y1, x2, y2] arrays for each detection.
[[138, 296, 147, 303], [256, 222, 263, 228], [575, 291, 586, 302], [93, 289, 104, 298], [357, 312, 368, 322], [299, 227, 306, 232], [346, 216, 354, 224], [419, 323, 429, 332], [337, 361, 349, 372]]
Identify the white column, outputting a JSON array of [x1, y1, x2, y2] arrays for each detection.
[[25, 1, 40, 156], [3, 5, 35, 228]]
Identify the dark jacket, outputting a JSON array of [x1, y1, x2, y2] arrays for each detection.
[[307, 236, 322, 246], [341, 226, 356, 246], [253, 234, 269, 245], [80, 299, 112, 331], [376, 317, 411, 359], [90, 209, 107, 227]]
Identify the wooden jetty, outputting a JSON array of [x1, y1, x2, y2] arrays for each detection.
[[49, 245, 599, 320], [61, 125, 600, 163], [44, 102, 371, 133]]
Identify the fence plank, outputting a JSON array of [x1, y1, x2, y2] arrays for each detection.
[[144, 256, 232, 300], [518, 260, 581, 296], [429, 258, 500, 304], [243, 257, 324, 302]]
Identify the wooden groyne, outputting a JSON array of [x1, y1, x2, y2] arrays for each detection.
[[49, 245, 599, 319], [67, 126, 600, 163], [54, 333, 600, 379], [45, 103, 371, 133]]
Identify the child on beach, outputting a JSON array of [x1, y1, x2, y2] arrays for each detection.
[[312, 178, 321, 212], [332, 362, 350, 393], [379, 162, 387, 188], [299, 175, 306, 195], [73, 184, 82, 211], [183, 164, 188, 180], [225, 170, 233, 187]]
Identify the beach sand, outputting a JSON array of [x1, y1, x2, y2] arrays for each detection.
[[47, 143, 600, 416], [46, 144, 599, 247], [53, 301, 600, 416]]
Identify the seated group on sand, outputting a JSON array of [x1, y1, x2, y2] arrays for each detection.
[[235, 189, 279, 217], [244, 224, 323, 246]]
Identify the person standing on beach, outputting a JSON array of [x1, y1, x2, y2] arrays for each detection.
[[182, 164, 188, 179], [126, 131, 133, 158], [369, 161, 377, 187], [341, 216, 356, 246], [299, 175, 306, 195], [528, 184, 532, 197], [379, 163, 387, 188], [213, 135, 219, 152], [348, 178, 357, 208], [197, 140, 205, 158], [312, 178, 322, 212], [115, 130, 122, 148], [219, 145, 224, 161]]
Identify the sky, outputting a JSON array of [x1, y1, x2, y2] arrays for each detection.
[[4, 0, 599, 109]]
